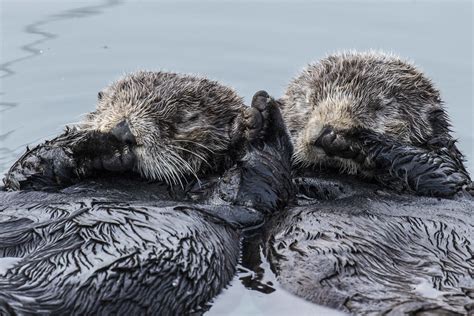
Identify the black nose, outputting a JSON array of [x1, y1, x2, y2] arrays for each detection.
[[111, 120, 137, 145]]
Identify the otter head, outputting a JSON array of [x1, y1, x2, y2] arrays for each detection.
[[79, 71, 244, 185], [292, 94, 368, 174]]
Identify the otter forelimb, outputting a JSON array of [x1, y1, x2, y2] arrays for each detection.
[[3, 129, 135, 191], [360, 130, 471, 196]]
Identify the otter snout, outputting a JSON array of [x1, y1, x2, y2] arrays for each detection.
[[111, 120, 137, 145]]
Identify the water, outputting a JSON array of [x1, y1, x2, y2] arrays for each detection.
[[0, 0, 472, 314]]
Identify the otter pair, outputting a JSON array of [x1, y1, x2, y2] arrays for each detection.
[[1, 51, 472, 315], [4, 51, 471, 197]]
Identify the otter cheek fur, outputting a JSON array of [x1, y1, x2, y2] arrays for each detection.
[[79, 71, 245, 185]]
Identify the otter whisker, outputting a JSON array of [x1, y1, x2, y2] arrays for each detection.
[[169, 145, 212, 169], [161, 151, 187, 188], [173, 139, 217, 154], [159, 152, 183, 187], [165, 148, 202, 186], [148, 153, 174, 186], [163, 147, 199, 188]]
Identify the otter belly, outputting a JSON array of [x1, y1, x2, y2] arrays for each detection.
[[266, 173, 474, 315], [0, 178, 241, 315]]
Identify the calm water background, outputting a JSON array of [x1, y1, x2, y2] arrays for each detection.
[[0, 0, 472, 315]]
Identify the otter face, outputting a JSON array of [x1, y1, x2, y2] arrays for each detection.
[[293, 96, 366, 174], [79, 72, 243, 185]]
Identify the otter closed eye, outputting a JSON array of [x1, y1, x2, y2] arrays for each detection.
[[280, 51, 471, 196]]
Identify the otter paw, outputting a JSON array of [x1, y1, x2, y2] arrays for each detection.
[[313, 126, 365, 162], [244, 90, 289, 148], [4, 145, 78, 191], [90, 146, 135, 172], [73, 131, 136, 173], [234, 90, 294, 214], [409, 156, 470, 197]]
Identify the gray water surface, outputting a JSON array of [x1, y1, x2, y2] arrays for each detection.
[[0, 0, 472, 315]]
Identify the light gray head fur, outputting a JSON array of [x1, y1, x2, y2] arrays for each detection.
[[281, 50, 453, 174]]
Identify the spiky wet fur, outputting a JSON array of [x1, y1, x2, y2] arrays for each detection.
[[79, 71, 245, 185], [281, 50, 465, 176]]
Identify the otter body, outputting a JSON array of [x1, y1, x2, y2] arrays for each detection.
[[282, 51, 471, 196], [266, 173, 474, 315], [0, 92, 294, 314], [0, 181, 240, 315], [2, 67, 473, 315]]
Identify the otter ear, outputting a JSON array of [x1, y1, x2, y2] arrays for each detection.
[[97, 91, 104, 100]]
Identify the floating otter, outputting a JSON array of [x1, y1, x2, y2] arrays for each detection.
[[281, 51, 471, 196], [0, 90, 294, 314], [4, 71, 247, 190]]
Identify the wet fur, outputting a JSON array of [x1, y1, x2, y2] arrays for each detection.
[[0, 183, 241, 315], [281, 51, 470, 195], [0, 92, 294, 314], [82, 71, 245, 185], [265, 173, 474, 315]]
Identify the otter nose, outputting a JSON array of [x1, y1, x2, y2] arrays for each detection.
[[111, 120, 136, 145]]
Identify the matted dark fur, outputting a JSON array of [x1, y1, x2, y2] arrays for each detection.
[[281, 51, 471, 196], [265, 173, 474, 315]]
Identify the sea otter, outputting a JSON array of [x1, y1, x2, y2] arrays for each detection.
[[4, 71, 248, 190], [281, 51, 471, 196], [0, 90, 294, 314]]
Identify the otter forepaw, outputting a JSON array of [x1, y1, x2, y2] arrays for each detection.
[[73, 131, 136, 173], [89, 146, 135, 172], [313, 126, 365, 162], [408, 154, 471, 197], [244, 90, 290, 149], [233, 90, 294, 214], [4, 145, 78, 191], [364, 131, 472, 197]]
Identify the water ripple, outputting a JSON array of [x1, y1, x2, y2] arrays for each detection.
[[0, 0, 123, 172], [0, 0, 123, 110]]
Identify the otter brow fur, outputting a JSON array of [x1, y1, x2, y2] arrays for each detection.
[[79, 71, 245, 186], [280, 50, 470, 194]]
